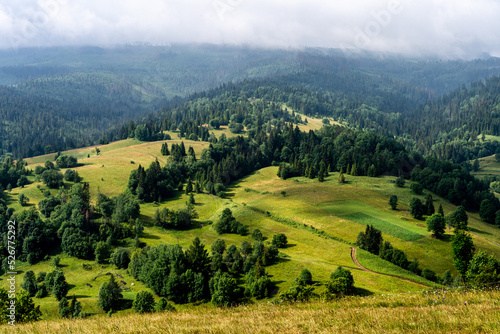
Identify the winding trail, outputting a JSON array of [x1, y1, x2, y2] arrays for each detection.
[[350, 247, 429, 287]]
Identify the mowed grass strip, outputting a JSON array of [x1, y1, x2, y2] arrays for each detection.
[[342, 212, 423, 241]]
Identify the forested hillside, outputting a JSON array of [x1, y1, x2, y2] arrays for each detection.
[[2, 45, 500, 160]]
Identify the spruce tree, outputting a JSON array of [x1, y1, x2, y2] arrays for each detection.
[[21, 271, 38, 297], [389, 195, 398, 210], [338, 172, 345, 184], [425, 194, 435, 215], [98, 275, 122, 312], [438, 204, 445, 216], [52, 271, 69, 301], [452, 230, 475, 281]]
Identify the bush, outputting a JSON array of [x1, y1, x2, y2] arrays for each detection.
[[421, 268, 437, 282], [395, 175, 405, 187], [215, 208, 247, 235], [229, 122, 244, 134], [271, 233, 288, 248], [410, 182, 424, 195], [298, 269, 313, 285], [389, 195, 398, 210], [41, 169, 63, 188], [111, 248, 131, 269], [328, 266, 354, 295], [251, 229, 263, 241], [278, 284, 316, 302], [56, 155, 78, 168], [490, 181, 500, 193], [156, 297, 176, 312], [64, 169, 81, 182], [133, 291, 156, 313]]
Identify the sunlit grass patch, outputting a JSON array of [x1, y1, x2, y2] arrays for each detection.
[[343, 212, 423, 241]]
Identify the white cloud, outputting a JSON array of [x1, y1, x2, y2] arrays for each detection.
[[0, 0, 498, 58]]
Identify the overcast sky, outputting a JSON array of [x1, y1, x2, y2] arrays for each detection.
[[0, 0, 498, 58]]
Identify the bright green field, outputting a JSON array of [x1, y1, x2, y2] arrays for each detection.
[[342, 212, 422, 241], [319, 200, 423, 241]]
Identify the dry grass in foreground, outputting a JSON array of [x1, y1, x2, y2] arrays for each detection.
[[3, 289, 500, 334]]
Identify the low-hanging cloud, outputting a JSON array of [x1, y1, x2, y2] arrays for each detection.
[[0, 0, 498, 58]]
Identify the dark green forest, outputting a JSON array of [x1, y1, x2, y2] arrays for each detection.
[[2, 45, 500, 160]]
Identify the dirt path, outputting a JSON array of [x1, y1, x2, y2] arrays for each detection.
[[350, 247, 429, 287]]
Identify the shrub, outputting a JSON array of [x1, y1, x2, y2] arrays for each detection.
[[111, 248, 131, 269], [410, 182, 424, 195], [251, 229, 263, 241], [271, 233, 288, 248], [298, 269, 313, 285], [421, 268, 437, 282], [133, 291, 156, 313], [328, 266, 354, 295]]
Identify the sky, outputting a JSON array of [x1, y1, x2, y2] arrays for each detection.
[[0, 0, 499, 58]]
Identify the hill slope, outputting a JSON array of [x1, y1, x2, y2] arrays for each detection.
[[3, 129, 500, 321]]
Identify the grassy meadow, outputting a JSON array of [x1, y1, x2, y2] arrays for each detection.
[[4, 289, 500, 334], [2, 125, 500, 327]]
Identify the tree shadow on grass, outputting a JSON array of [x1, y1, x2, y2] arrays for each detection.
[[141, 231, 160, 240], [269, 281, 286, 298], [274, 257, 291, 265], [139, 215, 155, 227], [354, 286, 374, 297], [440, 234, 453, 242], [114, 298, 133, 311], [222, 191, 236, 199], [469, 227, 492, 236], [69, 294, 91, 299]]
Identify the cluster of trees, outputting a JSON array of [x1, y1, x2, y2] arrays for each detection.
[[129, 237, 280, 306], [0, 289, 41, 324], [21, 269, 69, 301], [409, 195, 437, 221], [357, 225, 431, 280], [55, 155, 78, 168], [0, 157, 29, 190], [34, 161, 65, 189], [448, 212, 500, 286], [154, 204, 198, 230], [0, 79, 127, 159], [133, 291, 175, 313], [127, 159, 185, 202], [214, 208, 248, 235], [125, 118, 414, 212], [0, 179, 141, 272], [278, 266, 355, 302], [6, 45, 500, 164], [410, 158, 500, 223], [110, 79, 500, 231]]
